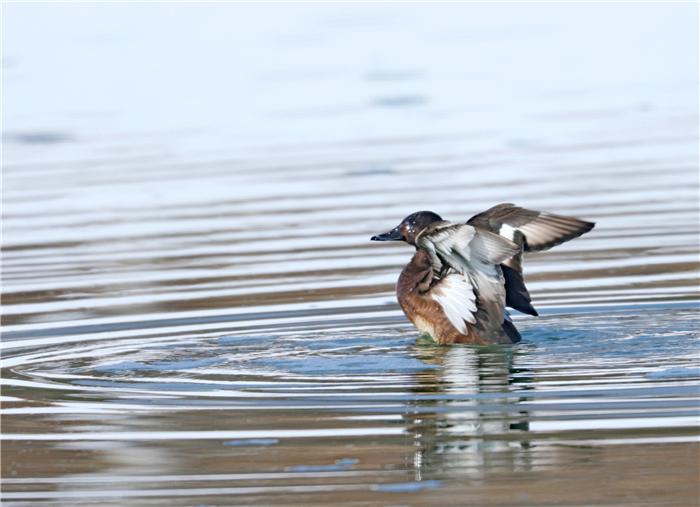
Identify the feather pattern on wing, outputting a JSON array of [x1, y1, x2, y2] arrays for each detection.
[[467, 203, 595, 252], [431, 274, 477, 333], [416, 222, 520, 277]]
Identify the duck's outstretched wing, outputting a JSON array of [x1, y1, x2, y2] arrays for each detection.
[[467, 203, 595, 316], [467, 203, 595, 253], [416, 222, 520, 341]]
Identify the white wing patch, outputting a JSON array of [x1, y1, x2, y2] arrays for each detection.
[[431, 274, 477, 334], [499, 223, 516, 241]]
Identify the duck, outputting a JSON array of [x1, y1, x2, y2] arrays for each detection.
[[370, 203, 595, 345]]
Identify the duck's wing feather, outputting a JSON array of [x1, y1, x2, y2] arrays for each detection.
[[467, 203, 595, 252], [501, 263, 538, 316], [417, 222, 521, 275], [430, 274, 477, 334], [417, 222, 520, 339]]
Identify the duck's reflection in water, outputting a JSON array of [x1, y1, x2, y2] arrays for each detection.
[[407, 344, 534, 481]]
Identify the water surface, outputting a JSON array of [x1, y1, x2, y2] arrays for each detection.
[[2, 3, 699, 506]]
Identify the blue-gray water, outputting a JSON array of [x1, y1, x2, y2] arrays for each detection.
[[2, 3, 699, 506]]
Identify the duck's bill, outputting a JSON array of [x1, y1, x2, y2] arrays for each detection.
[[370, 227, 402, 241]]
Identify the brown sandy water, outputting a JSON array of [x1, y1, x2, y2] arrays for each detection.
[[2, 3, 699, 506]]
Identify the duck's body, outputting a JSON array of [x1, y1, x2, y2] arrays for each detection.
[[397, 249, 512, 345], [371, 204, 595, 345]]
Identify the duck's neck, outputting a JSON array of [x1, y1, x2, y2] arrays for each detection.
[[398, 249, 433, 295]]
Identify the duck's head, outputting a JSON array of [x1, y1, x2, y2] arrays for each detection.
[[370, 211, 443, 246]]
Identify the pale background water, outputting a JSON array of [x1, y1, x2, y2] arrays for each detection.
[[2, 3, 699, 506]]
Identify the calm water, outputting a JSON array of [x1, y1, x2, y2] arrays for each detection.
[[2, 4, 699, 506]]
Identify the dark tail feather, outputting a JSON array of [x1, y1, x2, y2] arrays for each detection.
[[502, 318, 522, 343], [502, 264, 538, 316]]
